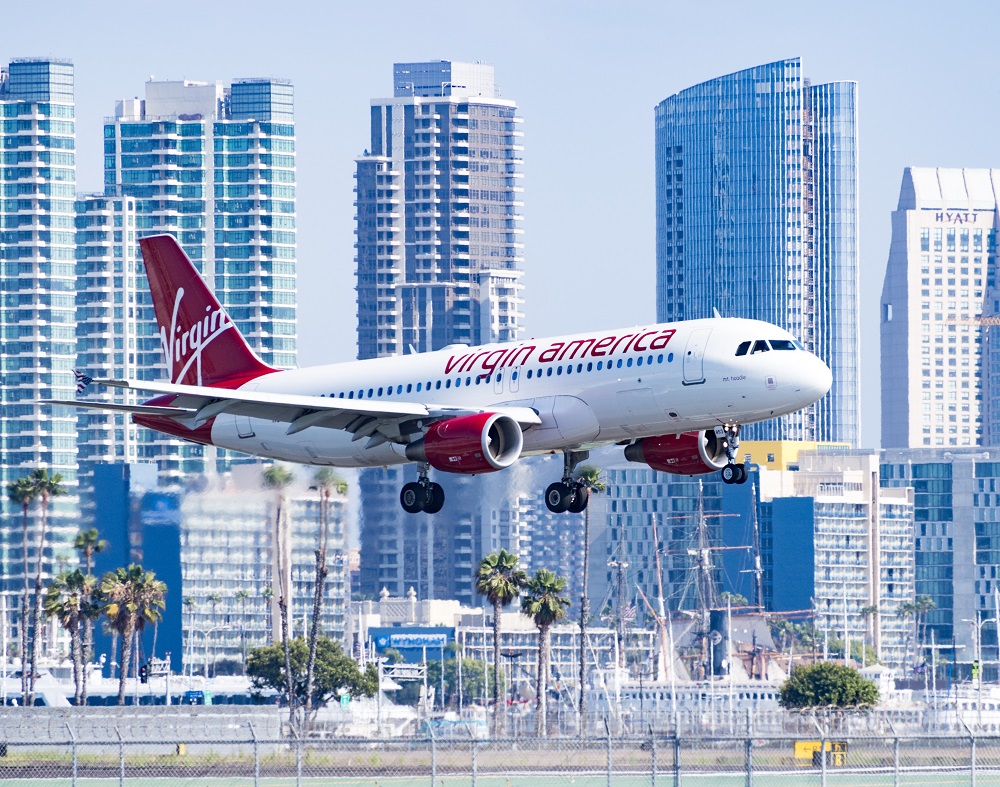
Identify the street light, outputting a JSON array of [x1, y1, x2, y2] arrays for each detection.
[[962, 614, 996, 726], [501, 649, 523, 737]]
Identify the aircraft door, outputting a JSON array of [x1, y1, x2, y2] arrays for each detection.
[[509, 367, 520, 394], [494, 369, 505, 396], [682, 328, 712, 386]]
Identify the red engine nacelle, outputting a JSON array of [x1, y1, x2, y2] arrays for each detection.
[[623, 430, 729, 475], [405, 412, 523, 474]]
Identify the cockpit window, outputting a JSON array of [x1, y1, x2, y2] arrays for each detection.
[[751, 340, 770, 354], [735, 341, 751, 356], [770, 339, 797, 351]]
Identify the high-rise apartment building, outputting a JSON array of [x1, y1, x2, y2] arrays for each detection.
[[103, 78, 297, 478], [654, 57, 859, 445], [354, 61, 526, 603], [880, 168, 998, 448], [0, 57, 80, 618], [74, 194, 142, 512], [355, 60, 523, 359], [880, 447, 1000, 674]]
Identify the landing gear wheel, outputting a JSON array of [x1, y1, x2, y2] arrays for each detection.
[[721, 464, 739, 485], [736, 463, 749, 484], [424, 482, 445, 514], [400, 482, 425, 514], [567, 484, 590, 514], [545, 482, 575, 514]]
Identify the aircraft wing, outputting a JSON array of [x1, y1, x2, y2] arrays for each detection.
[[42, 377, 541, 446]]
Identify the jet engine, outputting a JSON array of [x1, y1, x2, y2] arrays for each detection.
[[405, 412, 523, 474], [623, 430, 729, 475]]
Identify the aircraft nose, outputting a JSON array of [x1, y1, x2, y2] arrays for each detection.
[[796, 353, 832, 402]]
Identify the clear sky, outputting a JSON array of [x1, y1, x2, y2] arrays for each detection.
[[6, 0, 1000, 448]]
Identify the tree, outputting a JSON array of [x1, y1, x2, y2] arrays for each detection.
[[235, 589, 251, 673], [99, 565, 167, 705], [206, 592, 223, 677], [899, 595, 936, 667], [247, 635, 376, 714], [475, 549, 527, 735], [779, 661, 879, 709], [720, 591, 750, 607], [44, 569, 94, 705], [26, 468, 65, 704], [7, 477, 37, 706], [306, 468, 346, 713], [262, 464, 295, 725], [520, 568, 570, 736], [574, 464, 605, 736], [73, 528, 107, 704]]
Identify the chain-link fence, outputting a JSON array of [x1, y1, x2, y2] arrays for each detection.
[[3, 721, 1000, 785]]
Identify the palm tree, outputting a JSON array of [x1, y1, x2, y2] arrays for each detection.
[[235, 589, 251, 673], [574, 464, 605, 736], [475, 549, 527, 736], [44, 569, 92, 704], [74, 528, 106, 704], [27, 468, 65, 703], [206, 592, 223, 677], [99, 565, 167, 705], [520, 568, 570, 737], [305, 468, 346, 713], [7, 477, 37, 706], [262, 463, 296, 724]]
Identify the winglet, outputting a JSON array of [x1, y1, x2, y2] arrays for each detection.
[[139, 234, 277, 388]]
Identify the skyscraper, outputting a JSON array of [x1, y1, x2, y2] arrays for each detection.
[[354, 61, 525, 603], [0, 57, 80, 615], [880, 167, 997, 448], [103, 78, 297, 478], [654, 57, 859, 445], [355, 60, 523, 360]]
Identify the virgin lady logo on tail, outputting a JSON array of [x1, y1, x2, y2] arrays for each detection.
[[159, 288, 235, 386]]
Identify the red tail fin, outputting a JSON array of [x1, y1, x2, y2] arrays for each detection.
[[139, 234, 277, 388]]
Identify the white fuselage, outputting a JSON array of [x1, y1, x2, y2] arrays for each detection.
[[207, 317, 832, 467]]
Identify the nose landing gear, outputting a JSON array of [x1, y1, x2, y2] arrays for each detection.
[[719, 423, 749, 485], [545, 450, 592, 513], [400, 463, 445, 514]]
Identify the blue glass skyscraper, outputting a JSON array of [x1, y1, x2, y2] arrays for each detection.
[[103, 78, 297, 478], [0, 58, 79, 620], [655, 58, 859, 444]]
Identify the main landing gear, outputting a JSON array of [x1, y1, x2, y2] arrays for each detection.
[[719, 423, 749, 485], [545, 450, 591, 514], [400, 463, 445, 514]]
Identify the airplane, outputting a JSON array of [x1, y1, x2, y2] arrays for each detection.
[[46, 234, 832, 515]]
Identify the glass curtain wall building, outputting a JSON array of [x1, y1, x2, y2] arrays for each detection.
[[0, 58, 80, 625], [103, 78, 297, 480], [655, 58, 859, 444]]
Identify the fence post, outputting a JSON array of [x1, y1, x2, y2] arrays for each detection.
[[65, 723, 77, 787], [471, 733, 478, 787], [673, 729, 681, 787], [293, 726, 302, 787], [604, 717, 612, 787], [248, 722, 259, 787], [744, 709, 753, 787], [649, 724, 657, 787], [114, 726, 124, 787], [429, 724, 437, 787]]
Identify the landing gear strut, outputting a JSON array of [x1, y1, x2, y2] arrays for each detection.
[[719, 423, 749, 485], [400, 463, 445, 514], [545, 450, 591, 514]]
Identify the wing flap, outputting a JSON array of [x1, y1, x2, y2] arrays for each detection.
[[40, 399, 197, 418]]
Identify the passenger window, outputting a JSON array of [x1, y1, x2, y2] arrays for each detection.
[[416, 383, 422, 392], [407, 384, 413, 393], [736, 341, 751, 356], [751, 340, 770, 354], [597, 361, 603, 370], [577, 364, 583, 373], [348, 391, 354, 399], [527, 370, 533, 379], [566, 365, 572, 374], [446, 379, 451, 388], [368, 388, 374, 397], [377, 387, 383, 396], [435, 380, 441, 390], [587, 362, 593, 372], [627, 358, 633, 367], [397, 385, 403, 394], [547, 367, 553, 377], [637, 357, 643, 366], [455, 378, 461, 387], [770, 339, 796, 351], [617, 359, 623, 368]]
